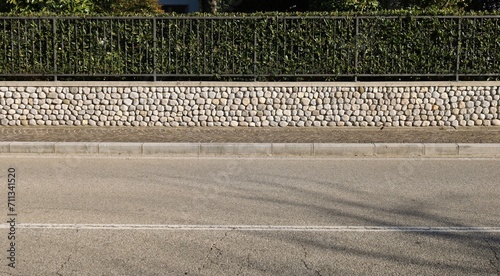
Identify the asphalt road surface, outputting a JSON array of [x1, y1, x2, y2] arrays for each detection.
[[0, 155, 499, 275]]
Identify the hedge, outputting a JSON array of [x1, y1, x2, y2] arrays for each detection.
[[0, 14, 499, 81]]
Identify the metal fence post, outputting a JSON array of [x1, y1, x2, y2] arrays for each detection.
[[52, 18, 57, 81], [153, 17, 157, 82], [456, 17, 462, 82], [253, 18, 257, 81], [354, 17, 359, 82]]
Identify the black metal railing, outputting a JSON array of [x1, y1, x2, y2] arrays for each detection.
[[0, 15, 499, 81]]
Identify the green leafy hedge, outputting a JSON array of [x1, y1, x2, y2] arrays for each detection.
[[357, 17, 460, 75], [0, 14, 499, 80]]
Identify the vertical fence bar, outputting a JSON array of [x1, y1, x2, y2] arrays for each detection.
[[225, 18, 229, 76], [11, 20, 16, 74], [354, 17, 359, 82], [203, 17, 209, 74], [89, 19, 93, 76], [182, 18, 186, 74], [123, 19, 127, 74], [102, 19, 106, 74], [188, 18, 192, 76], [496, 18, 499, 75], [16, 20, 20, 74], [153, 17, 157, 82], [74, 19, 78, 75], [2, 19, 4, 72], [283, 17, 287, 73], [231, 19, 235, 75], [197, 18, 202, 75], [52, 18, 57, 81], [172, 18, 176, 74], [23, 19, 27, 75], [37, 19, 41, 71], [6, 20, 10, 72], [253, 18, 257, 81], [160, 18, 164, 76], [131, 19, 135, 74], [3, 19, 6, 73], [168, 18, 172, 75], [456, 17, 461, 82], [109, 19, 112, 75]]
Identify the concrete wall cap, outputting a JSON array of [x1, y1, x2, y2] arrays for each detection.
[[1, 81, 500, 87]]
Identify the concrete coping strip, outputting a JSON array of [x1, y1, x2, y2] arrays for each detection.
[[0, 142, 500, 157]]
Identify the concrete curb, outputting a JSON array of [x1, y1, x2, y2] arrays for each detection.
[[0, 142, 500, 157]]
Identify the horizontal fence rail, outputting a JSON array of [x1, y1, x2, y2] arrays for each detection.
[[0, 15, 499, 81]]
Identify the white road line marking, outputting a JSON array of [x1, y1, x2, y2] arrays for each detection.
[[1, 224, 500, 232]]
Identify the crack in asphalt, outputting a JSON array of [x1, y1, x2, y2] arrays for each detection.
[[485, 238, 500, 275], [199, 231, 229, 273], [56, 254, 72, 276], [56, 233, 80, 276], [301, 244, 322, 276]]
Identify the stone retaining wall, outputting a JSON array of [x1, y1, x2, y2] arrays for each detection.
[[1, 82, 499, 127]]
